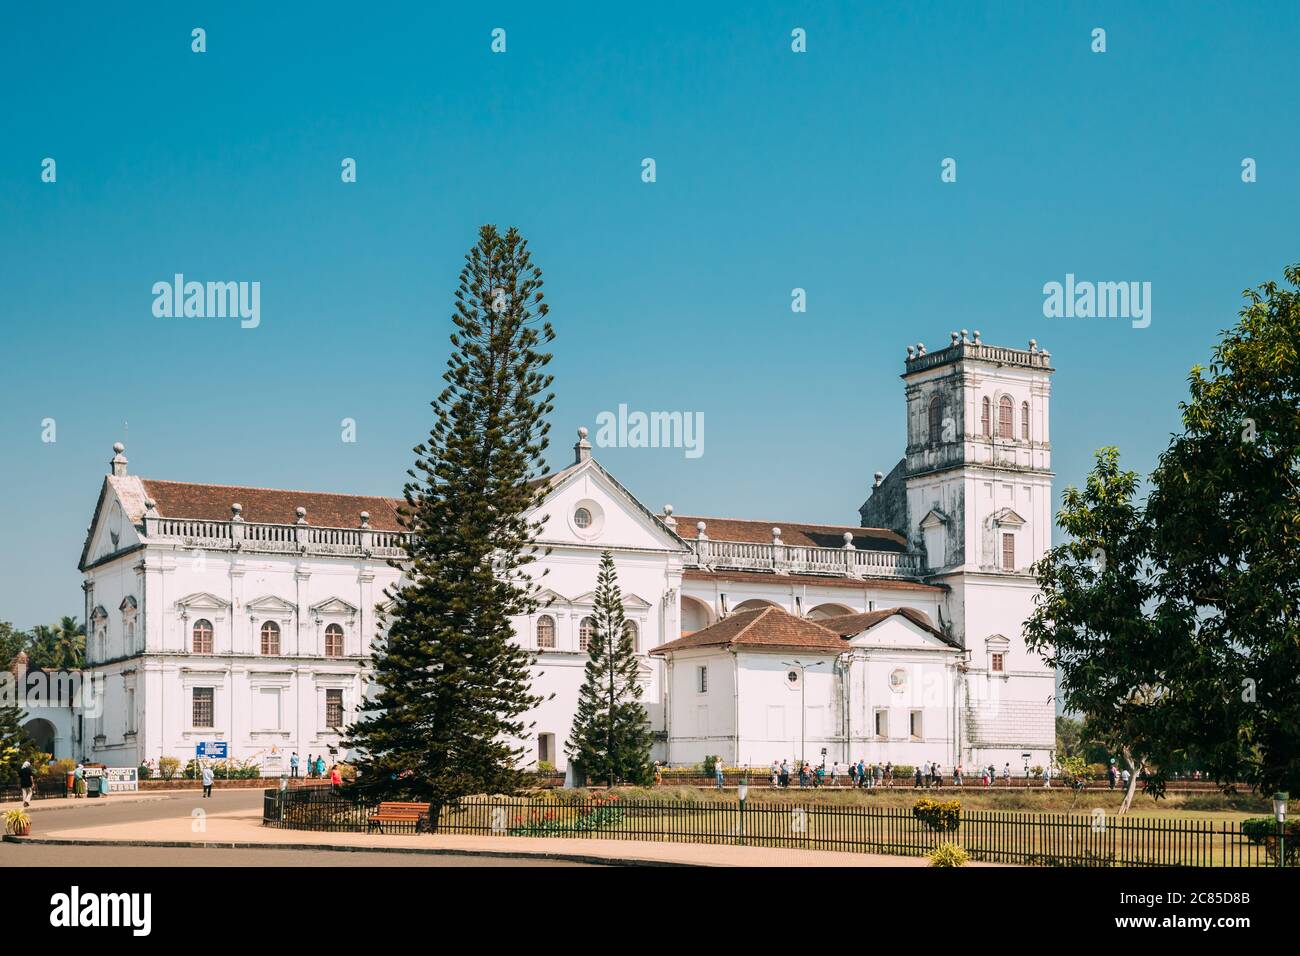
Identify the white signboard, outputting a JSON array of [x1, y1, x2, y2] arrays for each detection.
[[106, 767, 139, 792]]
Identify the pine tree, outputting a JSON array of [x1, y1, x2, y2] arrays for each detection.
[[344, 225, 555, 828], [566, 551, 653, 786]]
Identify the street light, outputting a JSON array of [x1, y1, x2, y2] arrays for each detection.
[[737, 779, 749, 845], [1274, 792, 1288, 868], [782, 659, 826, 767]]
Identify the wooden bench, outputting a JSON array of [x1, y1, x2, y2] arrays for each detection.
[[367, 801, 431, 833]]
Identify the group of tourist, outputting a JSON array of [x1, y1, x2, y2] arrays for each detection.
[[759, 759, 1059, 789]]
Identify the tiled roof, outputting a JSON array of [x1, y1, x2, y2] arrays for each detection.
[[817, 607, 953, 644], [682, 568, 946, 594], [671, 516, 907, 552], [140, 479, 408, 532], [650, 607, 845, 655]]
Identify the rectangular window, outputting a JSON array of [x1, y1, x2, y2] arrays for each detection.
[[991, 652, 1005, 673], [910, 710, 923, 739], [874, 709, 889, 738], [1002, 532, 1015, 570], [325, 689, 344, 729], [697, 665, 708, 693], [192, 687, 214, 728]]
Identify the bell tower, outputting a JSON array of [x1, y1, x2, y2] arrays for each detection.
[[862, 330, 1057, 767]]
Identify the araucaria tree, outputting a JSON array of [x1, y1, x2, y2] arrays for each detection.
[[344, 225, 555, 829], [566, 551, 653, 786]]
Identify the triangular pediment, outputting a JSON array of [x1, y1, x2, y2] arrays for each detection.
[[919, 508, 950, 530], [245, 594, 297, 614], [309, 597, 358, 616], [80, 476, 147, 570], [176, 592, 232, 611], [569, 590, 653, 610], [989, 508, 1026, 528], [119, 596, 138, 614], [530, 458, 689, 554], [843, 614, 959, 653]]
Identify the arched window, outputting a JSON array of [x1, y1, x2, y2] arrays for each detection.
[[324, 623, 344, 657], [192, 619, 213, 654], [536, 614, 555, 649], [1021, 401, 1030, 441], [623, 620, 639, 653], [997, 396, 1014, 438], [578, 616, 595, 652], [980, 397, 991, 436], [260, 621, 280, 656], [927, 396, 943, 443]]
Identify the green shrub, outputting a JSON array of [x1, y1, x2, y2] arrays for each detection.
[[913, 797, 961, 832], [1240, 818, 1300, 866], [137, 762, 151, 781], [893, 765, 913, 778], [928, 843, 968, 867]]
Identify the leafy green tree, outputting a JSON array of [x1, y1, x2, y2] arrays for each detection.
[[1144, 263, 1300, 797], [27, 617, 85, 671], [0, 623, 25, 671], [566, 551, 653, 786], [1025, 449, 1183, 813], [344, 225, 554, 828]]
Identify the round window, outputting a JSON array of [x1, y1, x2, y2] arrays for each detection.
[[890, 668, 907, 692], [574, 507, 593, 529]]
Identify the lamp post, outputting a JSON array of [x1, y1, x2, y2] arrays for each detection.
[[1273, 792, 1288, 868], [782, 659, 826, 768], [737, 779, 749, 845]]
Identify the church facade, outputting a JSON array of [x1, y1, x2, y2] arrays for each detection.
[[75, 333, 1056, 774]]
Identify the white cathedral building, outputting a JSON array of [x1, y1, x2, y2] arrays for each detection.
[[74, 333, 1056, 774]]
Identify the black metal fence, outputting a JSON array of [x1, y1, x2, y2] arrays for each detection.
[[261, 788, 1279, 866], [0, 774, 68, 803]]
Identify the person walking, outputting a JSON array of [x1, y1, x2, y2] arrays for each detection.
[[201, 764, 214, 798], [913, 765, 923, 788], [1002, 763, 1012, 787], [1107, 762, 1117, 790], [654, 761, 663, 786], [18, 760, 34, 808], [290, 752, 300, 778], [73, 762, 86, 798], [715, 756, 725, 791], [329, 764, 342, 791], [316, 755, 326, 778], [954, 764, 964, 787]]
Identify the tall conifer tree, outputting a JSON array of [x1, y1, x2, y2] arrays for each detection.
[[566, 551, 653, 786], [345, 225, 555, 828]]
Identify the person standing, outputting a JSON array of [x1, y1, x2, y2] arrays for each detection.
[[779, 760, 790, 789], [18, 760, 34, 808], [654, 761, 663, 786], [954, 764, 964, 787], [73, 762, 86, 798], [290, 752, 300, 778], [329, 764, 342, 791], [771, 760, 780, 788], [201, 764, 214, 798], [1003, 763, 1011, 787], [1107, 762, 1117, 790], [714, 756, 725, 791]]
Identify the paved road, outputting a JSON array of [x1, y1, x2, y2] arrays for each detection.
[[0, 841, 593, 867], [19, 789, 598, 866], [27, 788, 265, 827]]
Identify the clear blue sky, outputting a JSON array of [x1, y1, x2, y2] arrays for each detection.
[[1, 2, 1296, 629]]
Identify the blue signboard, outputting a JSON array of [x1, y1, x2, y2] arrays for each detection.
[[196, 741, 228, 759]]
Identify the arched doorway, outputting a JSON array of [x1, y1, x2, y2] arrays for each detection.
[[21, 718, 57, 758]]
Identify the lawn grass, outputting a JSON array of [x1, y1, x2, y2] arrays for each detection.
[[541, 785, 1271, 822]]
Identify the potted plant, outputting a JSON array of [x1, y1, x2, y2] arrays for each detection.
[[5, 808, 32, 837]]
